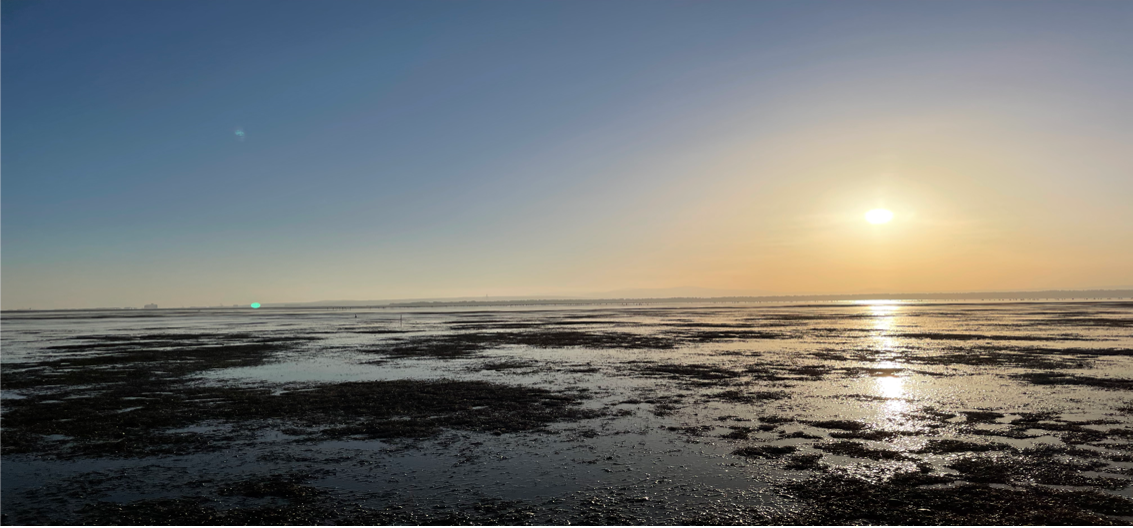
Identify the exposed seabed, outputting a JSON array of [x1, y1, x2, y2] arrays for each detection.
[[2, 301, 1132, 524]]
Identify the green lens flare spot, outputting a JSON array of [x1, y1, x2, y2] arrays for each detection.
[[250, 303, 261, 309]]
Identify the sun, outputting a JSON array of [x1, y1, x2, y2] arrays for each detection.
[[865, 208, 894, 224]]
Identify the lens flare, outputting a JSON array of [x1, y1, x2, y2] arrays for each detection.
[[250, 302, 261, 309]]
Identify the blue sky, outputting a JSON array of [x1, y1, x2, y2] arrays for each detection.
[[4, 1, 1132, 308]]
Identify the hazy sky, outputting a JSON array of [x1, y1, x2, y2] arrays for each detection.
[[3, 0, 1132, 309]]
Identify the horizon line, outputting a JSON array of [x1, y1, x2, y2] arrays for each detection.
[[5, 288, 1132, 312]]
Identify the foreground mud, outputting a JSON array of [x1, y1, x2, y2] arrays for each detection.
[[2, 301, 1132, 524]]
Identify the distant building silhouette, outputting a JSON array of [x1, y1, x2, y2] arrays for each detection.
[[144, 303, 158, 309]]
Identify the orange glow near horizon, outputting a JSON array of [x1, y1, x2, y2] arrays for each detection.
[[3, 1, 1131, 310]]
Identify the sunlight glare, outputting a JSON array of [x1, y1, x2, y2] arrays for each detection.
[[875, 376, 905, 399], [865, 209, 894, 224]]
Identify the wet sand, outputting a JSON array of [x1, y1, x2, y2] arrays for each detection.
[[2, 301, 1132, 524]]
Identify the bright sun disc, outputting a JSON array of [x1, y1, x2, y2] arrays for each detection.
[[865, 209, 894, 224]]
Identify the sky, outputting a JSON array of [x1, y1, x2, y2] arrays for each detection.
[[3, 0, 1132, 309]]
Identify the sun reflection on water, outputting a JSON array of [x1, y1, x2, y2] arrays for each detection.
[[866, 303, 914, 421], [868, 303, 899, 355], [875, 375, 905, 399], [875, 375, 910, 417]]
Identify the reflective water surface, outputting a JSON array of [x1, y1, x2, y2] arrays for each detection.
[[2, 301, 1131, 524]]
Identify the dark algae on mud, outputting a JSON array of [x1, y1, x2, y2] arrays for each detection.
[[3, 301, 1133, 524]]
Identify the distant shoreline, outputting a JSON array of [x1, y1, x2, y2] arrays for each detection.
[[379, 290, 1133, 308], [4, 289, 1131, 312]]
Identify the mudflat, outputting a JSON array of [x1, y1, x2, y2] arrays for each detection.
[[2, 301, 1132, 525]]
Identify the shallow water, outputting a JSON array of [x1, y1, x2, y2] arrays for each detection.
[[2, 301, 1132, 524]]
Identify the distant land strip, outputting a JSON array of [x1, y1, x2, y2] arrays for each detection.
[[375, 290, 1133, 308], [270, 289, 1133, 308], [5, 290, 1131, 312]]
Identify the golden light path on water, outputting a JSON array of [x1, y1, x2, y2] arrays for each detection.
[[864, 302, 913, 422]]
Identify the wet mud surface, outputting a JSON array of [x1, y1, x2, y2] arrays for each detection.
[[2, 301, 1133, 524]]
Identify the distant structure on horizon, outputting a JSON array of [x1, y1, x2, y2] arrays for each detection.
[[144, 303, 157, 309]]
